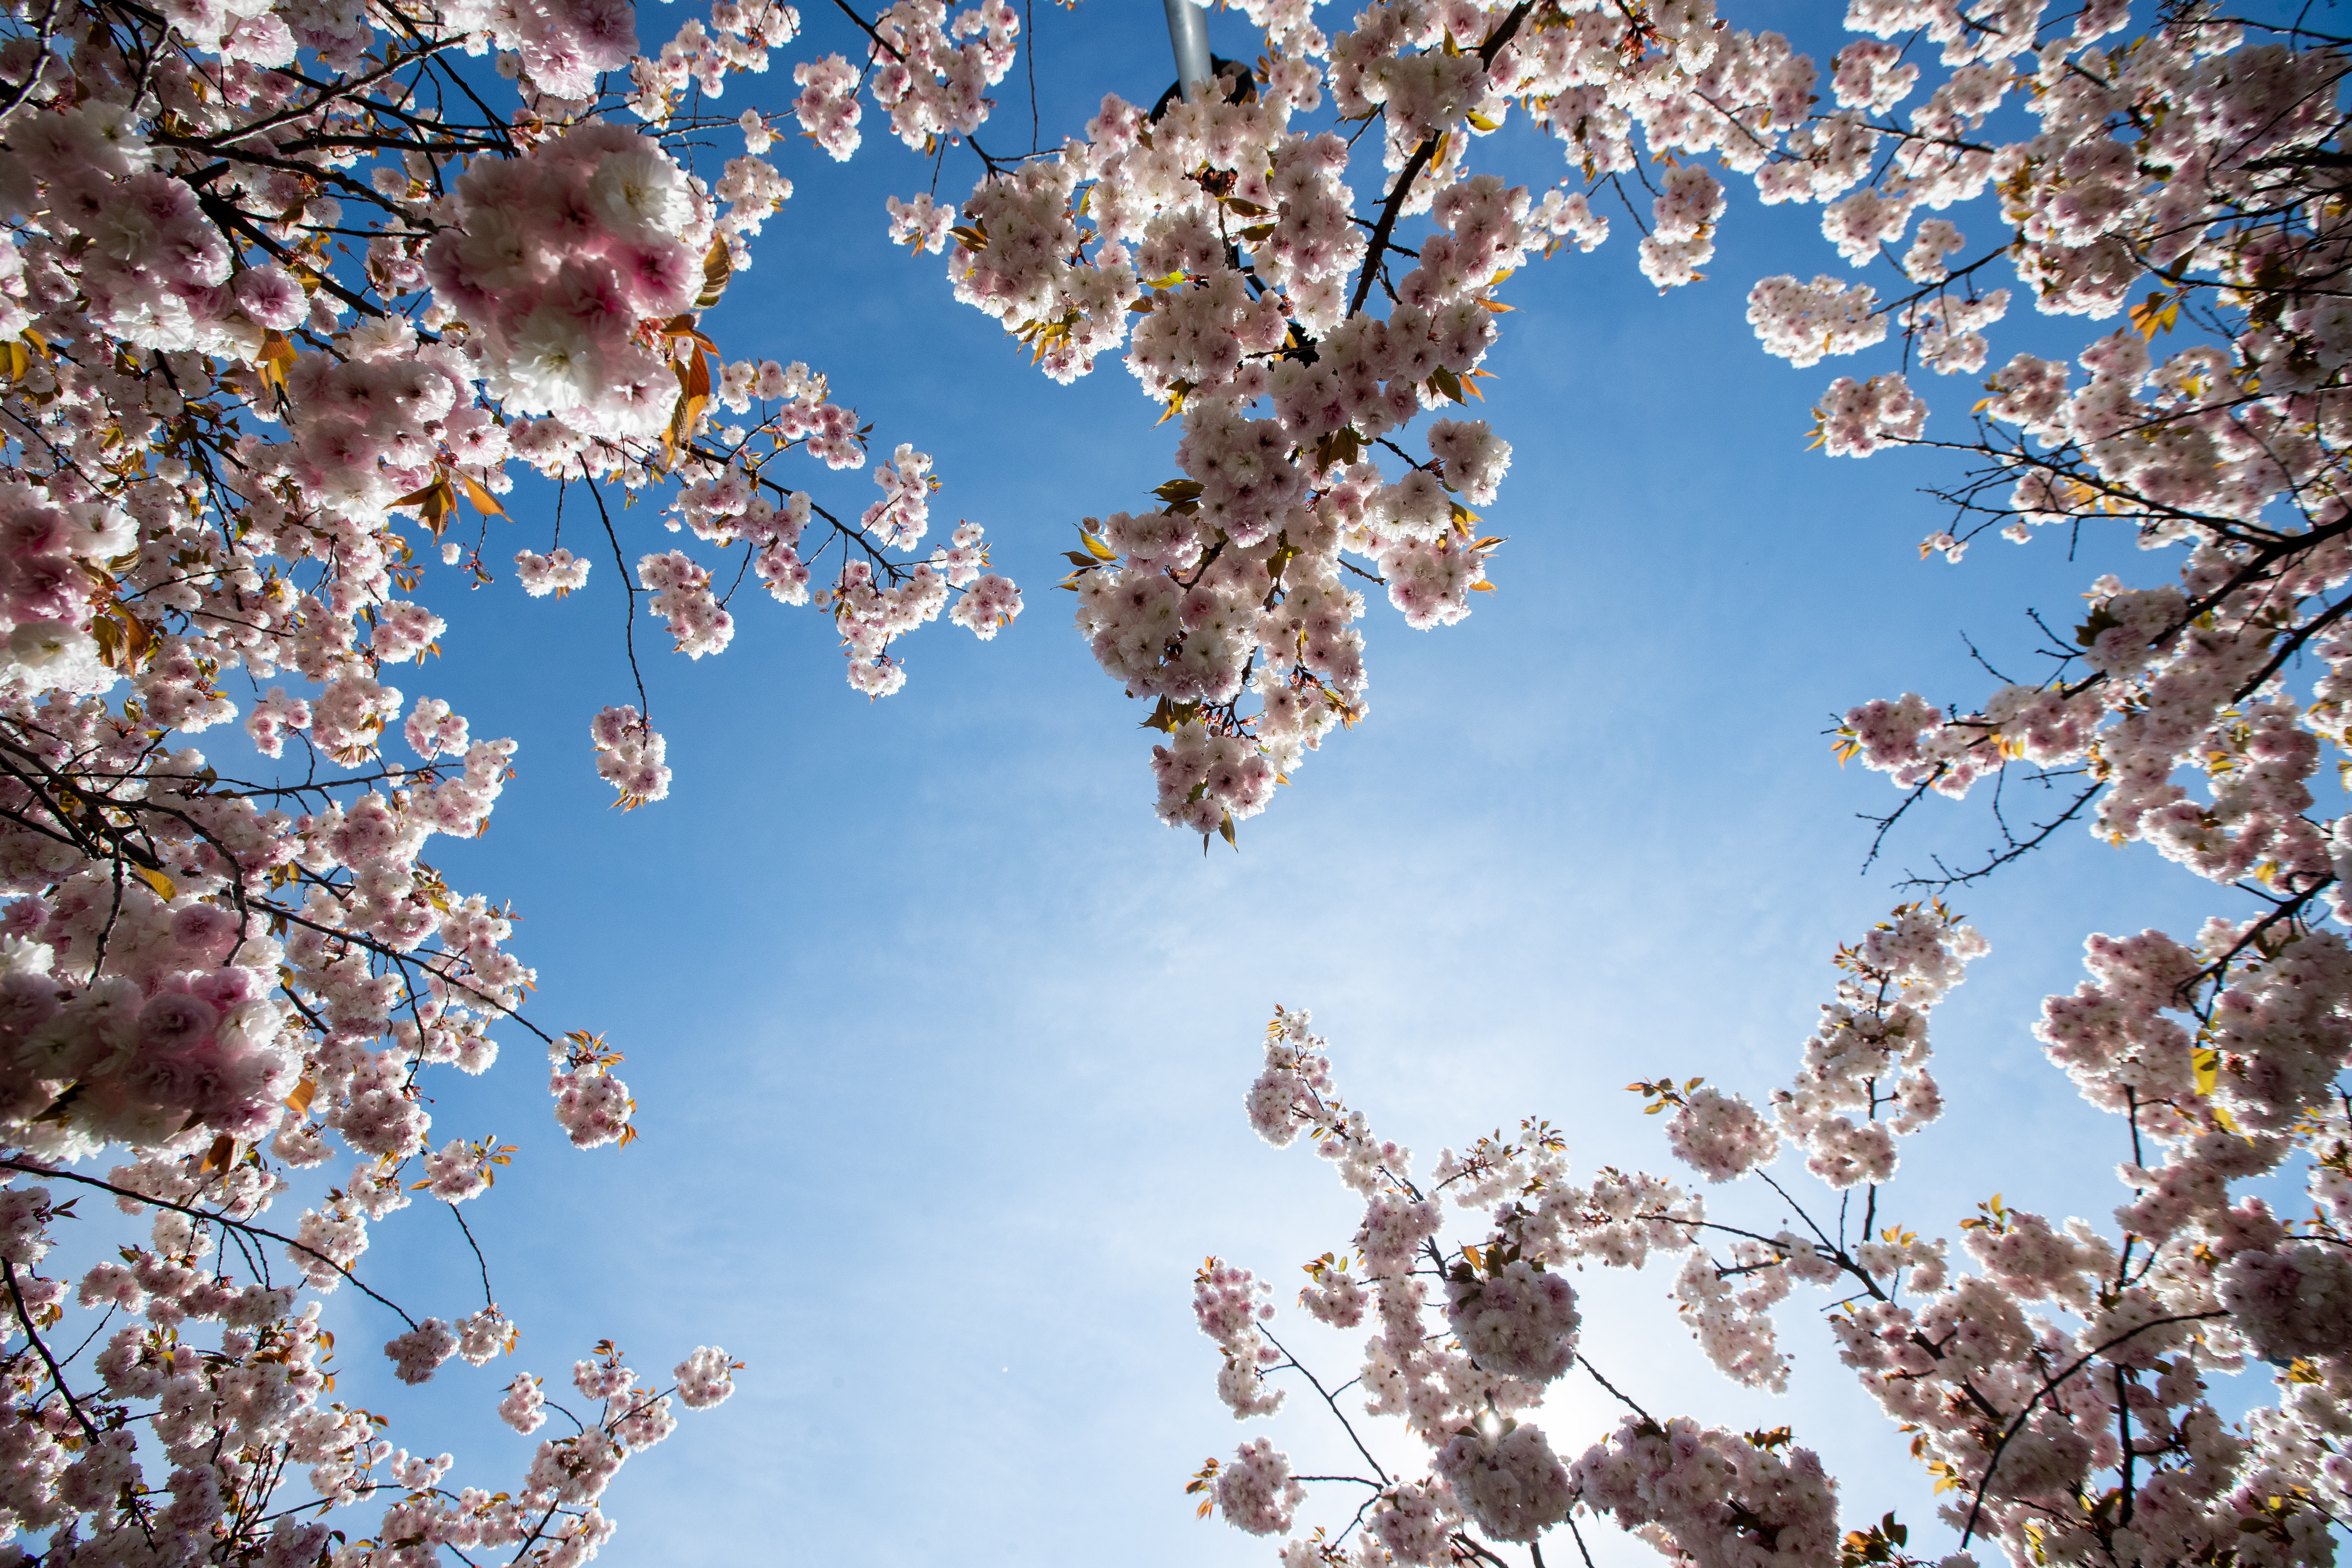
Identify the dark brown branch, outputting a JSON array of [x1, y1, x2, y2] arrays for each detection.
[[1346, 0, 1534, 319], [0, 1159, 419, 1328]]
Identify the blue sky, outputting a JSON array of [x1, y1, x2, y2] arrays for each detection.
[[290, 2, 2263, 1563]]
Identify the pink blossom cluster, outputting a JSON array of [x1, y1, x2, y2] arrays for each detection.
[[1194, 1257, 1286, 1420], [643, 415, 1019, 699], [426, 124, 714, 436], [0, 928, 294, 1151], [2218, 1244, 2352, 1364], [629, 6, 802, 124], [640, 550, 735, 658], [590, 704, 672, 807], [946, 67, 1602, 829], [1902, 289, 2009, 377], [1443, 1257, 1580, 1384], [1434, 1416, 1574, 1542], [1663, 1086, 1778, 1185], [1216, 1436, 1306, 1536], [1772, 902, 1984, 1190], [865, 0, 1020, 152], [1815, 373, 1928, 458], [1571, 1417, 1840, 1568], [789, 0, 1017, 161], [1671, 1238, 1801, 1393], [442, 0, 635, 98], [549, 1032, 639, 1151]]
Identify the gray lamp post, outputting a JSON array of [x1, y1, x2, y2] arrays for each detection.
[[1161, 0, 1213, 103]]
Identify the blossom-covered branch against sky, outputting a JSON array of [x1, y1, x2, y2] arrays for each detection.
[[1095, 0, 2352, 1563], [1198, 903, 2346, 1568], [0, 0, 1093, 1540]]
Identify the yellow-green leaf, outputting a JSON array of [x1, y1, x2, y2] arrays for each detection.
[[696, 238, 735, 309], [456, 472, 505, 518]]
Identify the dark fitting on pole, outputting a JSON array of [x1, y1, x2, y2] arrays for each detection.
[[1150, 0, 1255, 120]]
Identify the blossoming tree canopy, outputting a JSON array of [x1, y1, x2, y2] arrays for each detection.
[[0, 0, 1037, 1547], [1196, 901, 2350, 1568], [0, 0, 2345, 1549], [898, 0, 2352, 868], [1050, 0, 2352, 1566]]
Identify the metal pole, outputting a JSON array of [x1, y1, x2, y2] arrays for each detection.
[[1162, 0, 1212, 102]]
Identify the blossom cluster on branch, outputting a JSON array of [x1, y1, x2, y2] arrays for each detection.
[[895, 0, 2352, 886], [1199, 895, 2348, 1568], [0, 0, 1039, 1538]]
